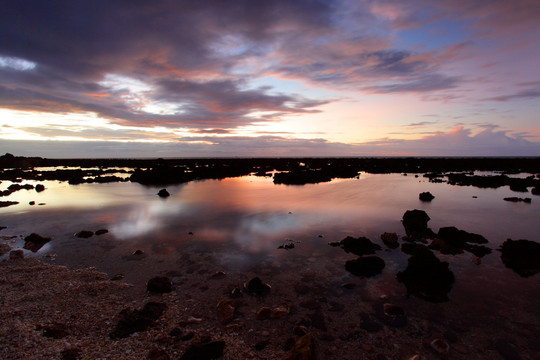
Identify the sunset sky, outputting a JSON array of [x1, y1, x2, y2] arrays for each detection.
[[1, 0, 539, 157]]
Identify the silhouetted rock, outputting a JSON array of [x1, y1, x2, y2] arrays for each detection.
[[75, 230, 94, 238], [95, 229, 108, 235], [180, 340, 225, 360], [397, 246, 455, 302], [147, 276, 172, 293], [273, 169, 332, 185], [500, 239, 540, 277], [38, 322, 68, 339], [23, 233, 51, 252], [380, 232, 399, 249], [419, 192, 435, 201], [504, 197, 531, 203], [335, 236, 381, 256], [345, 256, 385, 277], [157, 188, 170, 197], [532, 187, 540, 196], [428, 226, 491, 257], [402, 210, 435, 239], [0, 201, 18, 208], [147, 347, 170, 360], [376, 303, 407, 328], [35, 184, 45, 192], [284, 333, 316, 360], [110, 302, 167, 339], [244, 277, 271, 296]]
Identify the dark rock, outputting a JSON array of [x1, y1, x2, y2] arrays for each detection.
[[430, 226, 490, 257], [29, 201, 35, 205], [180, 340, 225, 360], [133, 249, 144, 255], [0, 243, 11, 256], [35, 184, 45, 192], [328, 301, 344, 312], [256, 307, 272, 320], [244, 277, 271, 296], [380, 232, 399, 249], [509, 183, 528, 192], [75, 230, 94, 238], [345, 256, 385, 277], [147, 347, 171, 360], [500, 239, 540, 277], [336, 236, 382, 256], [38, 322, 68, 339], [95, 229, 108, 235], [278, 241, 295, 249], [401, 243, 430, 256], [229, 287, 243, 299], [255, 340, 269, 351], [181, 332, 195, 341], [110, 302, 167, 339], [532, 187, 540, 196], [61, 347, 81, 360], [0, 201, 18, 208], [402, 210, 435, 239], [217, 299, 235, 324], [341, 282, 356, 289], [147, 276, 172, 293], [23, 233, 51, 252], [397, 246, 455, 302], [307, 310, 327, 331], [430, 338, 450, 355], [284, 333, 316, 360], [419, 192, 435, 201], [495, 339, 522, 360], [9, 250, 24, 259], [376, 303, 407, 328], [157, 188, 170, 197], [504, 197, 531, 203]]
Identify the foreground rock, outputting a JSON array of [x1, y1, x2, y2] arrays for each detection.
[[402, 210, 435, 240], [503, 197, 531, 203], [500, 239, 540, 277], [147, 276, 172, 293], [180, 340, 225, 360], [244, 277, 271, 296], [429, 226, 491, 257], [23, 233, 51, 252], [157, 188, 170, 197], [75, 230, 94, 238], [419, 192, 435, 201], [0, 201, 19, 208], [110, 302, 167, 339], [345, 256, 385, 277], [397, 246, 455, 302], [330, 236, 381, 256], [284, 333, 316, 360], [381, 232, 399, 249]]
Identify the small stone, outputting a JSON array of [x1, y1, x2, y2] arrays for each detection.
[[419, 192, 435, 201], [39, 322, 68, 339], [229, 287, 243, 299], [187, 316, 202, 324], [133, 249, 144, 255], [270, 303, 289, 319], [29, 201, 35, 205], [110, 274, 124, 281], [341, 282, 356, 289], [294, 325, 308, 336], [210, 271, 226, 279], [9, 250, 24, 259], [217, 299, 235, 325], [157, 189, 170, 197], [284, 333, 316, 360], [95, 229, 109, 235], [147, 276, 172, 293], [180, 340, 225, 360], [75, 230, 94, 238], [35, 184, 45, 192], [60, 347, 81, 360], [256, 307, 272, 320], [430, 338, 450, 354], [244, 277, 271, 296]]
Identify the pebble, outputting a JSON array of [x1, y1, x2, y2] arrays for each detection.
[[430, 338, 450, 354]]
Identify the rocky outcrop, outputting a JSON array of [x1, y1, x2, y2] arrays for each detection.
[[402, 210, 435, 240], [500, 239, 540, 277], [23, 233, 51, 252], [110, 302, 167, 339], [330, 236, 381, 256], [345, 256, 385, 277]]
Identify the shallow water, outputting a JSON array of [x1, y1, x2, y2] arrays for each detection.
[[1, 172, 540, 358]]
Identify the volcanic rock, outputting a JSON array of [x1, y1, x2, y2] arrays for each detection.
[[345, 256, 385, 277], [500, 239, 540, 277], [504, 197, 531, 203], [95, 229, 109, 235], [110, 302, 167, 339], [35, 184, 45, 192], [147, 276, 172, 293]]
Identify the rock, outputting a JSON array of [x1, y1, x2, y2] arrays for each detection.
[[60, 347, 81, 360], [345, 256, 385, 277], [397, 246, 455, 302], [110, 302, 167, 339], [255, 340, 269, 351], [229, 287, 243, 299], [500, 239, 540, 277], [419, 192, 435, 201], [244, 277, 271, 296], [210, 271, 226, 279], [430, 338, 450, 354], [110, 274, 124, 281], [147, 347, 171, 360], [271, 303, 290, 319], [278, 241, 295, 249], [217, 299, 235, 325], [532, 187, 540, 196], [380, 232, 399, 249], [95, 229, 109, 235], [335, 236, 381, 256], [0, 201, 19, 208], [133, 249, 144, 255], [147, 276, 172, 293], [29, 201, 35, 205], [75, 230, 94, 238], [256, 307, 272, 320], [157, 189, 170, 197], [38, 322, 68, 339], [341, 282, 356, 289], [23, 233, 51, 252], [294, 325, 309, 336], [402, 210, 435, 239], [9, 250, 24, 259], [180, 340, 225, 360], [376, 303, 407, 328], [0, 243, 11, 256], [503, 197, 531, 203], [35, 184, 45, 192], [284, 333, 316, 360]]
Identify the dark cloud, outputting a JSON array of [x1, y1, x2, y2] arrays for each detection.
[[364, 74, 459, 93], [486, 87, 540, 102]]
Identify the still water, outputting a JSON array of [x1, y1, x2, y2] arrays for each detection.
[[1, 172, 540, 357]]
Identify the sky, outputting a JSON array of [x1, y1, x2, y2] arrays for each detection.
[[1, 0, 540, 158]]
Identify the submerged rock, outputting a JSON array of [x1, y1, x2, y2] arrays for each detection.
[[335, 236, 382, 256], [345, 256, 385, 277], [110, 302, 167, 339], [429, 226, 491, 257], [75, 230, 94, 238], [500, 239, 540, 277], [0, 243, 11, 256], [9, 249, 24, 259], [397, 246, 455, 302], [503, 197, 531, 203], [35, 184, 45, 192], [23, 233, 51, 252], [402, 210, 435, 239], [95, 229, 109, 235], [380, 232, 399, 249], [147, 276, 172, 293]]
